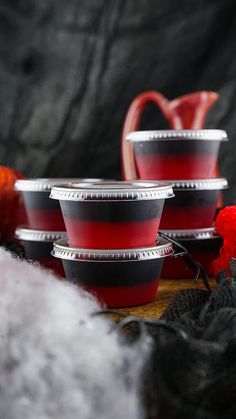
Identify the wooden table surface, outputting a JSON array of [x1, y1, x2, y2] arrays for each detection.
[[117, 278, 214, 319]]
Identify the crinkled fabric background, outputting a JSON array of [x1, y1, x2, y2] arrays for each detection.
[[0, 0, 235, 202]]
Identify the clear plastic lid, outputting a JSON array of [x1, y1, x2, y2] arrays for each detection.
[[15, 226, 67, 242], [50, 180, 174, 202], [126, 129, 228, 142], [52, 237, 174, 261], [160, 227, 220, 240], [14, 178, 104, 192], [169, 178, 228, 191]]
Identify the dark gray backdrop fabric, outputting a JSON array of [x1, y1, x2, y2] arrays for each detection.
[[0, 0, 236, 203]]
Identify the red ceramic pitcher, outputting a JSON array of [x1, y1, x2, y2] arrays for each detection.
[[121, 91, 219, 180]]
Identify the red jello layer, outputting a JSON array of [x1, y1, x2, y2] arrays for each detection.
[[39, 258, 65, 277], [65, 218, 160, 248], [32, 256, 65, 277], [160, 206, 216, 229], [135, 154, 217, 180], [26, 209, 65, 231], [162, 250, 217, 279], [81, 280, 160, 308]]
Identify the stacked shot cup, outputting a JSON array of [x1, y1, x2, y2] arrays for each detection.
[[50, 180, 175, 307], [14, 179, 105, 276], [126, 129, 228, 278]]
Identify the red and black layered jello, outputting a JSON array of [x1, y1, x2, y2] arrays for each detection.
[[14, 178, 103, 231], [50, 181, 174, 248], [15, 227, 66, 277], [159, 178, 228, 229], [126, 130, 228, 180], [52, 237, 174, 307], [161, 228, 222, 278]]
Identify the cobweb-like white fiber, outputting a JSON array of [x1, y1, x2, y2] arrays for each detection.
[[0, 248, 150, 419]]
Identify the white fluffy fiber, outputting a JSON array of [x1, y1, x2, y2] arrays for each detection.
[[0, 248, 150, 419]]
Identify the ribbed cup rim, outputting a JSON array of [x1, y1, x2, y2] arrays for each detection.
[[14, 178, 104, 192], [52, 237, 174, 262], [160, 227, 220, 240], [15, 226, 67, 242], [169, 178, 228, 191], [50, 181, 174, 201], [126, 129, 228, 142]]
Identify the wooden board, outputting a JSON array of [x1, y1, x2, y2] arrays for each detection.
[[117, 278, 214, 319]]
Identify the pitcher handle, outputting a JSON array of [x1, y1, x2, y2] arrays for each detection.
[[121, 90, 219, 180], [121, 91, 175, 180]]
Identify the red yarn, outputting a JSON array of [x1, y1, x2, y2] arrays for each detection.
[[0, 166, 26, 241], [215, 206, 236, 241], [212, 206, 236, 276]]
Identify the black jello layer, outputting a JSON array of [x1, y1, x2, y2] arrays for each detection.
[[60, 199, 163, 222], [23, 241, 53, 259], [166, 190, 219, 207], [62, 258, 164, 287], [179, 236, 222, 252], [134, 140, 220, 155], [23, 191, 60, 210]]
